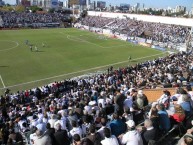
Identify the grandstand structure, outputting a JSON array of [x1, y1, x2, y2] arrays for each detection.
[[80, 15, 190, 51]]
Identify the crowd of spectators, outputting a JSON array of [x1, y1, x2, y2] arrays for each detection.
[[0, 11, 68, 28], [0, 12, 193, 144], [81, 16, 113, 29], [0, 51, 193, 145], [80, 16, 191, 46]]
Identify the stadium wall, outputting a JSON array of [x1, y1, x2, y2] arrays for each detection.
[[88, 11, 193, 27]]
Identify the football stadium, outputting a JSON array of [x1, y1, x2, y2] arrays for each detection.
[[0, 2, 193, 145]]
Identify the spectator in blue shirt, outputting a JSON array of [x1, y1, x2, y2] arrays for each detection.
[[110, 113, 126, 137], [157, 104, 171, 133], [180, 95, 193, 117]]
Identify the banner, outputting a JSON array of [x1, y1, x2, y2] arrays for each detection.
[[136, 37, 146, 43], [151, 45, 166, 51], [139, 42, 151, 47], [127, 39, 138, 44], [146, 39, 152, 44]]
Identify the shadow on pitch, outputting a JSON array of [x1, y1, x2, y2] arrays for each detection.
[[0, 66, 9, 67], [32, 50, 45, 52]]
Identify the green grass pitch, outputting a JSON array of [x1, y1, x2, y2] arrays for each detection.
[[0, 28, 164, 93]]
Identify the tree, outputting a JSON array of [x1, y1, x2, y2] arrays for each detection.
[[29, 6, 42, 13], [80, 10, 87, 18], [48, 8, 55, 13], [0, 5, 14, 11], [68, 0, 79, 8], [15, 5, 25, 12]]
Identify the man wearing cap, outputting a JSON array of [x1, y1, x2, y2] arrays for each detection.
[[118, 120, 143, 145]]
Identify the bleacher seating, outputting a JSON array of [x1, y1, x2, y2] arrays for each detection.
[[1, 12, 193, 145], [81, 16, 191, 48]]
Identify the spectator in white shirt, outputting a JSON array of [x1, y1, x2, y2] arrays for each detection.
[[88, 97, 97, 106], [37, 109, 44, 121], [30, 115, 39, 128], [84, 103, 92, 115], [69, 121, 83, 139], [54, 114, 67, 131], [98, 95, 106, 108], [18, 115, 27, 131], [48, 114, 58, 128], [97, 118, 110, 139], [101, 128, 119, 145], [119, 120, 143, 145], [36, 119, 47, 133], [29, 126, 38, 145]]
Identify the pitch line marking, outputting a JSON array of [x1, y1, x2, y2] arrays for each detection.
[[61, 32, 156, 51], [67, 34, 129, 48], [0, 75, 5, 88], [78, 34, 132, 48], [66, 35, 85, 43], [0, 40, 19, 52], [0, 52, 165, 90], [60, 32, 130, 48]]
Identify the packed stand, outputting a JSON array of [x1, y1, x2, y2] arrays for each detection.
[[81, 16, 114, 28], [80, 16, 190, 46], [0, 11, 68, 28], [0, 52, 192, 145]]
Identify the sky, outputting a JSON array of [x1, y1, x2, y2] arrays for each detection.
[[3, 0, 193, 10]]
